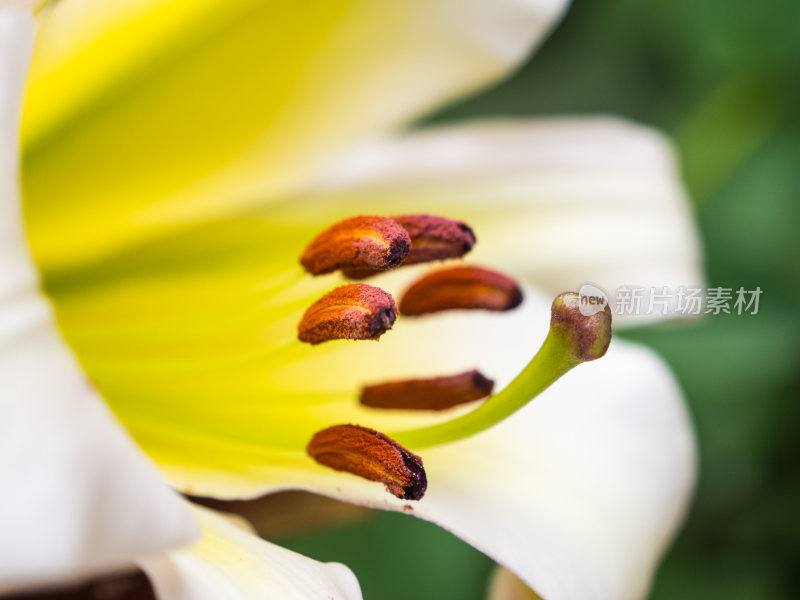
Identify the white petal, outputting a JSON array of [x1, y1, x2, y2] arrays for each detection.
[[301, 118, 704, 324], [24, 0, 569, 270], [138, 505, 362, 600], [0, 8, 197, 591]]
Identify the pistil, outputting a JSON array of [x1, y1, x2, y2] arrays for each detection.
[[388, 292, 612, 448]]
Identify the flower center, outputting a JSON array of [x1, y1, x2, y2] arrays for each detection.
[[45, 211, 610, 502], [298, 215, 612, 500]]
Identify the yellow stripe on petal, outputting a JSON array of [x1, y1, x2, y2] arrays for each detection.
[[23, 0, 350, 269], [22, 0, 567, 272]]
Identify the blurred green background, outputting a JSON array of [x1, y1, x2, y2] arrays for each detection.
[[276, 0, 800, 598]]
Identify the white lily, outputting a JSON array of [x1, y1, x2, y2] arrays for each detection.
[[4, 0, 701, 598]]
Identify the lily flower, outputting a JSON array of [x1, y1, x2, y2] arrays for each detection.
[[3, 0, 702, 598]]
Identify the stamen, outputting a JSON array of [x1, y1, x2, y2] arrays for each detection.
[[300, 216, 411, 276], [298, 284, 397, 345], [307, 424, 427, 500], [396, 214, 476, 263], [389, 292, 612, 448], [360, 370, 494, 410], [399, 265, 523, 316], [343, 214, 476, 279]]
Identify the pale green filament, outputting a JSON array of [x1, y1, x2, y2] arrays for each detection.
[[391, 329, 582, 449]]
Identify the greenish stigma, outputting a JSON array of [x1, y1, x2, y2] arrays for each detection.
[[390, 292, 612, 449]]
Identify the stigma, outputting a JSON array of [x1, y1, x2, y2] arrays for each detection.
[[549, 292, 612, 362], [307, 424, 427, 500]]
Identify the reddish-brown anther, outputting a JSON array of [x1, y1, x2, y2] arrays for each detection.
[[343, 214, 476, 279], [307, 424, 427, 500], [298, 284, 397, 345], [399, 265, 523, 316], [360, 370, 494, 411], [396, 214, 476, 264], [300, 216, 411, 276]]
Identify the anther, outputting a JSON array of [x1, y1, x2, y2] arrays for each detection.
[[343, 215, 476, 279], [298, 284, 397, 345], [396, 214, 476, 263], [360, 370, 494, 411], [307, 424, 427, 500], [399, 265, 523, 316], [549, 292, 612, 362], [300, 216, 411, 276]]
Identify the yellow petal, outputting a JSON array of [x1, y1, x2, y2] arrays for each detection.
[[22, 0, 567, 272]]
